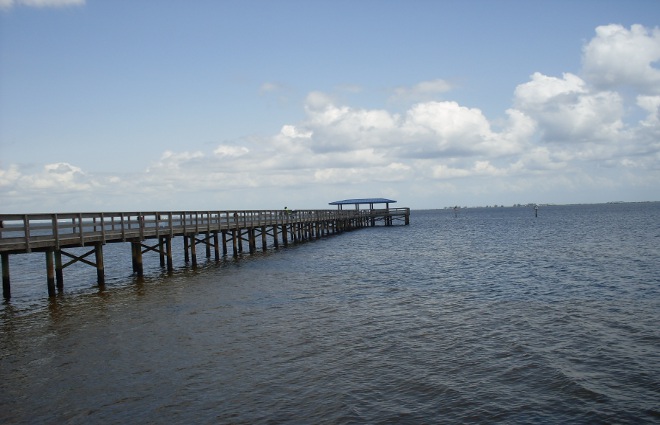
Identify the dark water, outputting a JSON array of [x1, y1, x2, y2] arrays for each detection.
[[1, 203, 659, 424]]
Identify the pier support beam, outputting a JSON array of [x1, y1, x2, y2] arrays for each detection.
[[2, 253, 10, 299], [213, 231, 220, 260], [221, 230, 228, 256], [46, 248, 55, 297], [282, 224, 288, 247], [95, 242, 105, 285], [272, 225, 279, 248], [166, 237, 173, 272], [159, 237, 165, 267], [248, 228, 256, 254], [189, 235, 197, 268], [55, 250, 63, 291], [131, 241, 143, 277]]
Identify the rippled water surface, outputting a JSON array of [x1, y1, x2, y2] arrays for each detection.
[[1, 203, 659, 424]]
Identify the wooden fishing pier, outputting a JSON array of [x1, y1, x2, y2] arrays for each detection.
[[0, 201, 409, 298]]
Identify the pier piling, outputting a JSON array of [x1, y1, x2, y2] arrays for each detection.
[[95, 242, 105, 285], [2, 253, 10, 299], [0, 207, 410, 297], [46, 249, 55, 297], [55, 250, 63, 290]]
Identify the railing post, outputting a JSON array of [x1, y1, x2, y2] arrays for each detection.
[[100, 213, 106, 243], [23, 215, 31, 253], [52, 214, 60, 250], [78, 213, 84, 246], [139, 212, 144, 241]]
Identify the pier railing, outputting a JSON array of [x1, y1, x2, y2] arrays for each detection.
[[1, 208, 410, 298], [0, 208, 410, 254]]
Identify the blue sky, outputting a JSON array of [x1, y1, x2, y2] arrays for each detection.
[[1, 0, 659, 212]]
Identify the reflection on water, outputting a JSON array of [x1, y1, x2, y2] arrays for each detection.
[[1, 203, 659, 423]]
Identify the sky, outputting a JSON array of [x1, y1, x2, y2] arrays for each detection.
[[1, 0, 659, 212]]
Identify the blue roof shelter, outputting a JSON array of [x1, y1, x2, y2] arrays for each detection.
[[329, 198, 397, 210]]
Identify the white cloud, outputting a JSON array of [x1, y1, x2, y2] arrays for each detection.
[[279, 125, 312, 139], [583, 24, 660, 93], [213, 145, 250, 158], [0, 164, 21, 187], [148, 150, 205, 172], [2, 24, 660, 211], [401, 101, 493, 155], [514, 72, 586, 109], [513, 72, 625, 145], [637, 95, 660, 127], [0, 162, 95, 194]]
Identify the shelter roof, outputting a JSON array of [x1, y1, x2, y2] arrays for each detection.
[[329, 198, 397, 205]]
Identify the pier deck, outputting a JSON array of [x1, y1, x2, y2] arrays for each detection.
[[0, 208, 410, 298]]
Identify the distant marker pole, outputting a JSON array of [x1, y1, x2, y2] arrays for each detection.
[[534, 205, 539, 218]]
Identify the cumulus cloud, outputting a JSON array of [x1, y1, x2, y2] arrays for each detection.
[[2, 23, 659, 211], [583, 24, 660, 93], [514, 72, 625, 144]]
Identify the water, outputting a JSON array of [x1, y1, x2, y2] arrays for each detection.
[[1, 203, 659, 424]]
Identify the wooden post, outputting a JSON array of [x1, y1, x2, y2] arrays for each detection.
[[166, 237, 173, 272], [55, 250, 63, 291], [272, 225, 279, 248], [232, 229, 238, 256], [248, 228, 256, 254], [213, 231, 220, 260], [159, 236, 165, 267], [190, 235, 197, 268], [95, 242, 105, 285], [131, 242, 138, 273], [282, 224, 288, 247], [205, 233, 211, 258], [46, 248, 55, 297], [261, 226, 267, 251], [183, 235, 190, 263], [2, 253, 10, 299], [132, 241, 143, 277], [221, 230, 228, 256]]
